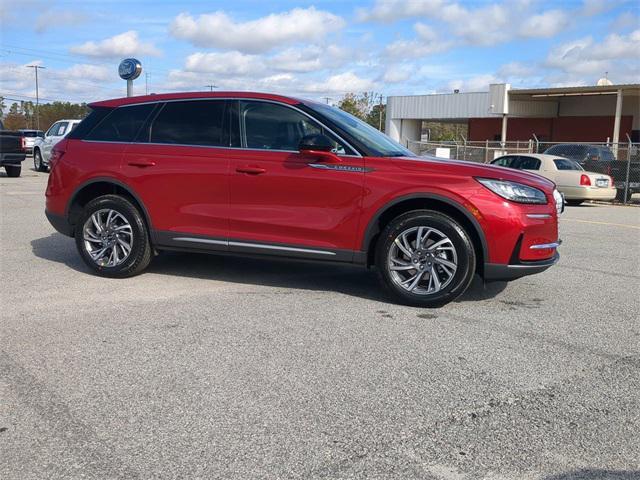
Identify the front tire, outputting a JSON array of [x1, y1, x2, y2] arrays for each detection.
[[4, 165, 21, 177], [376, 210, 476, 307], [33, 149, 46, 172], [74, 194, 152, 278]]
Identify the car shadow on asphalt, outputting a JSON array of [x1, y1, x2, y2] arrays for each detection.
[[31, 233, 508, 306]]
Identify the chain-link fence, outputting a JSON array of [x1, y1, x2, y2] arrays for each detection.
[[407, 138, 640, 204]]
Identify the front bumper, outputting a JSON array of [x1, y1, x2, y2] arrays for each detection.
[[484, 251, 559, 281]]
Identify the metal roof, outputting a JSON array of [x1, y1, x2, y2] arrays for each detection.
[[511, 84, 640, 97]]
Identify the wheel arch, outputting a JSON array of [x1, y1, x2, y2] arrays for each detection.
[[362, 194, 488, 274], [66, 178, 153, 238]]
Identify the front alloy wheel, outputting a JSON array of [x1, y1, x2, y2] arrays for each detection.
[[388, 226, 458, 294], [377, 210, 476, 307]]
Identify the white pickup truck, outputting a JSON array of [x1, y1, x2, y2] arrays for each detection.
[[32, 119, 82, 172]]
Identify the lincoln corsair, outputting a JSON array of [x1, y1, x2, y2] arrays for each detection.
[[45, 92, 563, 307]]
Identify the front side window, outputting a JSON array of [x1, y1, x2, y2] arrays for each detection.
[[240, 101, 349, 154], [49, 122, 68, 137], [304, 102, 413, 157], [492, 156, 515, 167], [150, 100, 229, 147], [515, 157, 541, 170], [86, 104, 155, 142]]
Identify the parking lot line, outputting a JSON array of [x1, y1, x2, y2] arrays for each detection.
[[562, 218, 640, 230]]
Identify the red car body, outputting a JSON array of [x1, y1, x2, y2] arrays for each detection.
[[45, 91, 561, 283]]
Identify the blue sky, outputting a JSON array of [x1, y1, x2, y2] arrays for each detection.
[[1, 0, 638, 105]]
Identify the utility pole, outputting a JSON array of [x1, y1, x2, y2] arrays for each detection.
[[27, 65, 45, 130], [323, 96, 331, 105], [378, 93, 384, 131], [205, 84, 218, 92]]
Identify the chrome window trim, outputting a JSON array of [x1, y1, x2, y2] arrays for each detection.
[[91, 97, 362, 157]]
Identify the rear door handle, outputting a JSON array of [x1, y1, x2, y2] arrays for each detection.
[[236, 166, 266, 175], [128, 161, 156, 168]]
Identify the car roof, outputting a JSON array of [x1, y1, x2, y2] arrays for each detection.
[[89, 91, 305, 108], [495, 153, 569, 161]]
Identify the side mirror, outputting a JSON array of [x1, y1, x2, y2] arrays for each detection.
[[299, 134, 334, 153]]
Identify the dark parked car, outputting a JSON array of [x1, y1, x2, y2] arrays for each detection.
[[544, 144, 615, 164], [0, 126, 27, 177], [45, 91, 563, 307]]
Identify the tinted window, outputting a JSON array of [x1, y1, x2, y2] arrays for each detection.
[[150, 100, 229, 147], [492, 156, 515, 167], [554, 158, 582, 170], [67, 107, 111, 140], [516, 156, 541, 170], [241, 101, 326, 152], [86, 104, 155, 142]]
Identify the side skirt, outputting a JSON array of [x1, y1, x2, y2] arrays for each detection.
[[153, 231, 366, 265]]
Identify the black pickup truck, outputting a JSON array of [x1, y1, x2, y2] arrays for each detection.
[[0, 121, 27, 177]]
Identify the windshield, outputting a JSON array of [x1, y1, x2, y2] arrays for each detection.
[[20, 131, 43, 137], [305, 102, 414, 157], [554, 158, 583, 171]]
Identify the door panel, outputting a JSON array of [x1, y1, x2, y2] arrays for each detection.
[[122, 143, 230, 241], [229, 149, 365, 251]]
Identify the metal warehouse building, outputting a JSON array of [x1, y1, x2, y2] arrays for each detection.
[[385, 83, 640, 146]]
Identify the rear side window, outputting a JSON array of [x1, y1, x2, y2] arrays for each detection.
[[150, 100, 229, 147], [86, 104, 155, 142], [554, 158, 582, 170], [49, 122, 69, 136]]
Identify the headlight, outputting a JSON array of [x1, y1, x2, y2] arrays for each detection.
[[476, 178, 547, 204]]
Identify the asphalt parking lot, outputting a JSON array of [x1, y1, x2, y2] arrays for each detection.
[[1, 167, 639, 480]]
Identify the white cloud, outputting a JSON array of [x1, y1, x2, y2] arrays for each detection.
[[170, 8, 345, 53], [357, 0, 443, 22], [70, 31, 161, 58], [302, 72, 376, 94], [184, 51, 264, 76], [35, 10, 87, 33], [521, 10, 568, 38], [498, 62, 535, 78], [445, 74, 500, 93], [581, 0, 617, 16]]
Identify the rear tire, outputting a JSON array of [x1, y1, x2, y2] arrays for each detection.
[[375, 210, 476, 308], [4, 165, 21, 177], [565, 200, 584, 206], [74, 194, 152, 278]]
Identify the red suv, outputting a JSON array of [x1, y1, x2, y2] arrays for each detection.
[[45, 92, 563, 307]]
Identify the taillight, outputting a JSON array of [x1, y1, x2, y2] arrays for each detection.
[[580, 174, 591, 186], [20, 136, 27, 151]]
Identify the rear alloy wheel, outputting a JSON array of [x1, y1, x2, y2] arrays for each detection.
[[4, 165, 21, 177], [376, 210, 476, 307], [74, 195, 152, 277], [33, 149, 45, 172]]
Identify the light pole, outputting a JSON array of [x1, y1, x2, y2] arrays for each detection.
[[378, 93, 384, 131], [27, 65, 45, 130]]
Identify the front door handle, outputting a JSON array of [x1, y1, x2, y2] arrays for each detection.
[[128, 161, 156, 168], [236, 166, 266, 175]]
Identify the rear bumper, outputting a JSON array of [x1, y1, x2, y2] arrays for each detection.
[[560, 185, 616, 201], [45, 210, 73, 237], [0, 153, 26, 165], [484, 251, 559, 281]]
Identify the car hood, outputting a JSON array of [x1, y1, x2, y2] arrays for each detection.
[[394, 155, 556, 192]]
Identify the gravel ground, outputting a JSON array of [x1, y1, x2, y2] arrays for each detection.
[[1, 168, 639, 480]]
